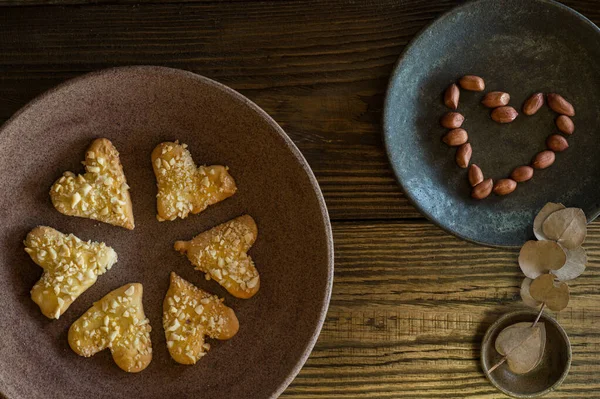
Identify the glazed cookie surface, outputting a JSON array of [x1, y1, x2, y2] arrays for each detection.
[[151, 141, 237, 221], [50, 138, 134, 229], [174, 215, 260, 299], [163, 272, 239, 365], [24, 226, 117, 319], [68, 283, 152, 373]]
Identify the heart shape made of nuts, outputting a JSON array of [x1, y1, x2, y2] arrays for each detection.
[[440, 75, 576, 200]]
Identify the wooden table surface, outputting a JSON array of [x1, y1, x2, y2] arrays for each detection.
[[1, 1, 599, 397]]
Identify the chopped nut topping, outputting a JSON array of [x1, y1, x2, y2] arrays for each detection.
[[68, 283, 152, 373], [50, 138, 134, 230], [174, 215, 260, 299], [151, 141, 237, 221], [163, 273, 238, 365], [124, 285, 135, 297], [24, 226, 117, 319]]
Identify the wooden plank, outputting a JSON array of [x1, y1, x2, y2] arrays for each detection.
[[0, 0, 333, 5], [0, 0, 598, 13], [283, 220, 600, 398], [0, 0, 458, 6]]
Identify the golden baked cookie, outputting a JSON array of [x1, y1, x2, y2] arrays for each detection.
[[50, 138, 134, 229], [24, 226, 117, 319], [68, 283, 152, 373], [174, 215, 260, 299], [163, 272, 238, 365], [151, 141, 237, 221]]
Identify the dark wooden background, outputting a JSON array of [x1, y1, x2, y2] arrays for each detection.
[[1, 1, 599, 397]]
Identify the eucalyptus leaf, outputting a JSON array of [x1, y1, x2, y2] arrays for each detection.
[[520, 278, 542, 308], [552, 246, 587, 281], [533, 202, 565, 240], [542, 208, 587, 250], [495, 322, 546, 374], [530, 274, 570, 312], [518, 240, 566, 279]]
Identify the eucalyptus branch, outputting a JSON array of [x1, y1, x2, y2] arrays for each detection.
[[532, 303, 546, 328]]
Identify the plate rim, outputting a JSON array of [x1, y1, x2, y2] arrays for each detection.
[[382, 0, 600, 248], [0, 65, 334, 399]]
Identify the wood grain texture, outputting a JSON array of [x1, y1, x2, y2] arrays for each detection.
[[283, 220, 600, 398]]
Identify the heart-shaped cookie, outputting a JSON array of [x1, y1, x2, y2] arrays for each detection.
[[50, 138, 134, 229], [68, 283, 152, 373], [174, 215, 260, 299], [24, 226, 117, 319], [163, 272, 239, 365], [151, 141, 237, 221], [529, 273, 570, 312]]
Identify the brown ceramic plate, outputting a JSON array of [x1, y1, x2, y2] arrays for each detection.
[[0, 66, 333, 399]]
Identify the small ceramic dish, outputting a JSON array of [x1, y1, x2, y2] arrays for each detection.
[[481, 310, 571, 398]]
